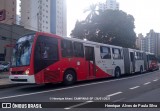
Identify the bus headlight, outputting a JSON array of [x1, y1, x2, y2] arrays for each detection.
[[25, 69, 30, 75]]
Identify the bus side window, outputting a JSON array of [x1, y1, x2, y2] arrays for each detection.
[[137, 52, 140, 60], [120, 49, 123, 59], [136, 52, 143, 60], [140, 53, 143, 60], [100, 46, 111, 59], [73, 42, 84, 57], [61, 40, 73, 57], [147, 55, 149, 61], [112, 48, 122, 59], [39, 43, 48, 59], [135, 52, 138, 60], [34, 36, 59, 74], [85, 46, 94, 61], [39, 39, 58, 60], [37, 42, 45, 59], [130, 52, 134, 62]]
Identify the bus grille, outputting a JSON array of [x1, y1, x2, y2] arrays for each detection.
[[11, 71, 24, 75], [11, 79, 27, 82]]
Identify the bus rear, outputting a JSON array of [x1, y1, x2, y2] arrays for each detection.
[[147, 53, 159, 71]]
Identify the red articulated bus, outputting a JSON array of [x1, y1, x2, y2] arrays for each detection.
[[146, 52, 159, 71], [9, 32, 159, 85]]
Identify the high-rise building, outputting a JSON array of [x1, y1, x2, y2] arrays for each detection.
[[136, 33, 144, 50], [140, 30, 160, 57], [140, 37, 146, 52], [145, 30, 160, 56], [0, 0, 16, 25], [0, 23, 35, 62], [21, 0, 67, 36], [98, 0, 119, 11]]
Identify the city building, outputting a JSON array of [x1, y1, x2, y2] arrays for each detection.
[[20, 0, 67, 37], [138, 30, 160, 57], [136, 33, 144, 50], [98, 0, 119, 11], [145, 30, 160, 56], [140, 37, 146, 52], [0, 0, 17, 25], [16, 15, 21, 25], [0, 23, 35, 62]]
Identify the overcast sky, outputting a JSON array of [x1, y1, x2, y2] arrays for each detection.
[[67, 0, 160, 37], [17, 0, 160, 37]]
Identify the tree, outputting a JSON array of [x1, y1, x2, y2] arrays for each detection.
[[71, 10, 136, 48], [70, 21, 86, 39], [83, 4, 98, 23]]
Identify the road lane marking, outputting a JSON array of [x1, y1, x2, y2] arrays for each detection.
[[153, 79, 158, 82], [64, 101, 93, 110], [144, 82, 151, 85], [107, 92, 123, 97], [0, 71, 159, 100], [129, 86, 140, 90], [64, 108, 71, 110]]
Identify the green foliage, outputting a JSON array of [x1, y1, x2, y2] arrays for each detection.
[[84, 4, 98, 23], [70, 9, 136, 48]]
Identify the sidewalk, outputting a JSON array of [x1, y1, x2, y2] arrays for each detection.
[[0, 72, 19, 89], [0, 71, 9, 79]]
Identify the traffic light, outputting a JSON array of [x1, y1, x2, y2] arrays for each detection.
[[0, 9, 6, 21]]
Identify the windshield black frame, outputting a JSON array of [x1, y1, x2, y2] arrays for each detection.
[[11, 34, 35, 67]]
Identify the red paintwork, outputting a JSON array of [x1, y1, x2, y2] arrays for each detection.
[[149, 60, 158, 70], [10, 66, 28, 75], [10, 32, 112, 84], [5, 44, 15, 48], [33, 58, 112, 84]]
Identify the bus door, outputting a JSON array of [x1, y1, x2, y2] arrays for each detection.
[[34, 35, 59, 83], [85, 46, 96, 79], [143, 52, 148, 71], [130, 52, 135, 72]]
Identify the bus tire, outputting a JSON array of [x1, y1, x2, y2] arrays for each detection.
[[140, 66, 143, 74], [114, 67, 121, 78], [63, 70, 76, 85], [3, 68, 7, 72]]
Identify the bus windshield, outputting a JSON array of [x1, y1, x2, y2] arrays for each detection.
[[149, 55, 157, 61], [11, 34, 34, 67]]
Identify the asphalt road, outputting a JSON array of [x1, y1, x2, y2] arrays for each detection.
[[0, 70, 160, 111]]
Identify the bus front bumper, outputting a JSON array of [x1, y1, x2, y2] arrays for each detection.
[[9, 75, 36, 84]]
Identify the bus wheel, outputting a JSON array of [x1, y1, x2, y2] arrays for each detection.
[[114, 68, 121, 78], [3, 68, 7, 72], [140, 66, 143, 74], [63, 70, 76, 85]]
